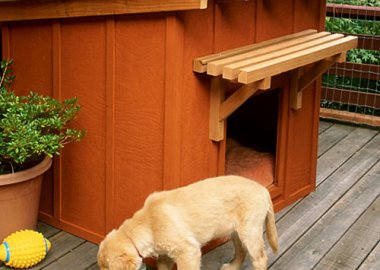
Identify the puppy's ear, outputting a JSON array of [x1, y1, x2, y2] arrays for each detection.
[[110, 254, 141, 270], [124, 254, 142, 270]]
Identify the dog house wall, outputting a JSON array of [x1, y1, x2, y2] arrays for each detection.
[[0, 0, 325, 243]]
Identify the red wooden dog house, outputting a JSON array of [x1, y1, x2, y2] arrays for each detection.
[[0, 0, 356, 244]]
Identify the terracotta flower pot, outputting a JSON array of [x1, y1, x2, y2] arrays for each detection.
[[0, 156, 52, 242]]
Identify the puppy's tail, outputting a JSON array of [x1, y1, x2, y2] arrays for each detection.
[[265, 195, 279, 254]]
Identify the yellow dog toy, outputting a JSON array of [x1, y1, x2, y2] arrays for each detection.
[[0, 230, 51, 268]]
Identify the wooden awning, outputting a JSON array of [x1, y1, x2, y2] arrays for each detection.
[[193, 29, 358, 141]]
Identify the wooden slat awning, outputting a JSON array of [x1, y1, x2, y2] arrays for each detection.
[[193, 29, 358, 141]]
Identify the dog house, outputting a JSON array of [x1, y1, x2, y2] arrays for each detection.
[[0, 0, 356, 244]]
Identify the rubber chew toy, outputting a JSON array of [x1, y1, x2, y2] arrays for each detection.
[[0, 230, 51, 268]]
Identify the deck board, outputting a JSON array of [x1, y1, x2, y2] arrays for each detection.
[[316, 126, 377, 184], [270, 160, 380, 269], [268, 131, 380, 266], [0, 120, 379, 270], [317, 123, 355, 157], [43, 242, 99, 270], [318, 120, 333, 134], [358, 241, 380, 270], [314, 196, 380, 270]]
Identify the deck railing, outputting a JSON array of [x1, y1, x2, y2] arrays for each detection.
[[321, 2, 380, 127]]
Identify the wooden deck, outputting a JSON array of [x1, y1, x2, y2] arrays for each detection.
[[1, 120, 379, 270]]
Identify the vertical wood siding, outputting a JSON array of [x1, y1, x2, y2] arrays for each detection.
[[1, 0, 325, 243]]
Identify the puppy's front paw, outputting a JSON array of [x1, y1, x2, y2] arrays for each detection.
[[220, 263, 240, 270]]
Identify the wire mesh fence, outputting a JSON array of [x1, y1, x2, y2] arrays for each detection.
[[321, 0, 380, 126]]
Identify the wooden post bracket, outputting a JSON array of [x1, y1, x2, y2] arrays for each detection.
[[209, 76, 271, 141], [193, 29, 357, 141], [290, 52, 347, 110]]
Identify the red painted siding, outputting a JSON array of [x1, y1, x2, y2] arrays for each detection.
[[1, 0, 325, 243]]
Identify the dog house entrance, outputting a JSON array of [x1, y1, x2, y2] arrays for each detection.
[[193, 29, 357, 187], [225, 89, 279, 187]]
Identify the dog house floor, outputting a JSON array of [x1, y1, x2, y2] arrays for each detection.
[[2, 121, 378, 270]]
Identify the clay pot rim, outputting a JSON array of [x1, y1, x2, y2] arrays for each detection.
[[0, 156, 52, 186]]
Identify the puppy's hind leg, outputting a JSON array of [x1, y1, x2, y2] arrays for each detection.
[[175, 247, 202, 270], [221, 232, 246, 270], [238, 225, 268, 270], [157, 255, 174, 270]]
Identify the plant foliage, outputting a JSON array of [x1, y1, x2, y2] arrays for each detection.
[[323, 1, 380, 116], [327, 0, 380, 7], [325, 17, 380, 64], [0, 60, 85, 174]]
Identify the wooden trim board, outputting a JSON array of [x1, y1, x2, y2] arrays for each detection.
[[320, 108, 380, 127], [0, 0, 207, 22]]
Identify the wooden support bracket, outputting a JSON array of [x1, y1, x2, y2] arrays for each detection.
[[209, 76, 226, 141], [290, 52, 347, 110], [209, 77, 271, 141]]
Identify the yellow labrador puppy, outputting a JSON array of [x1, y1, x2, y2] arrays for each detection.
[[97, 175, 278, 270]]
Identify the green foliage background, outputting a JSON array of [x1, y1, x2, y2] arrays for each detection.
[[322, 0, 380, 116], [327, 0, 380, 6]]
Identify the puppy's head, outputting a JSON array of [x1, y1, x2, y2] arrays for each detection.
[[97, 229, 142, 270]]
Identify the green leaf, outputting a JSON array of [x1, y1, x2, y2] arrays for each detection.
[[0, 59, 86, 174]]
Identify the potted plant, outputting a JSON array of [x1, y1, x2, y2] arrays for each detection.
[[0, 59, 85, 241]]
